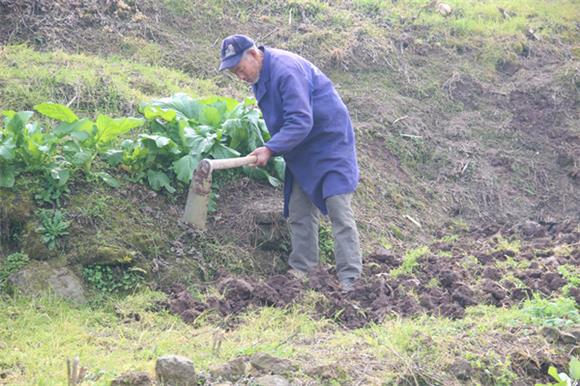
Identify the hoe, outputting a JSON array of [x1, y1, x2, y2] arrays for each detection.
[[182, 155, 257, 229]]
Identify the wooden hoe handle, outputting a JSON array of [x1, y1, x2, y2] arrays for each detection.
[[208, 155, 258, 171]]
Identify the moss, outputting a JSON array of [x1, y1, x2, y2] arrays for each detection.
[[0, 188, 35, 253], [20, 221, 56, 261], [80, 246, 136, 266]]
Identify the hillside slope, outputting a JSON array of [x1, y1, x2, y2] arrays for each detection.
[[1, 0, 578, 246]]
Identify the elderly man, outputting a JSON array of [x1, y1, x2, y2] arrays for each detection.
[[218, 34, 362, 291]]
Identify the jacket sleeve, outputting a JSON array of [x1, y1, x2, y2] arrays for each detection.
[[265, 65, 313, 155]]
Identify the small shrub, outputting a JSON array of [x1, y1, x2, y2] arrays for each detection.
[[36, 209, 70, 250], [83, 264, 145, 294]]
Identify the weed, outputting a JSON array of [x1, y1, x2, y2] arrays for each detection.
[[491, 235, 521, 255], [83, 264, 145, 294], [521, 295, 579, 328], [439, 234, 459, 243], [36, 209, 70, 250], [426, 277, 441, 289], [500, 274, 528, 290], [319, 222, 335, 264], [495, 256, 530, 270], [465, 351, 517, 386], [78, 195, 109, 222], [388, 224, 404, 240], [536, 357, 580, 386], [553, 244, 574, 257], [391, 246, 430, 277], [459, 254, 481, 271]]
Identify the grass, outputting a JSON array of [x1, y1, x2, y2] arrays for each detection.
[[350, 0, 579, 39], [390, 245, 430, 277], [0, 291, 577, 385], [0, 45, 217, 115]]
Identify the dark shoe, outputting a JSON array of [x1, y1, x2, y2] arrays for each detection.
[[288, 268, 308, 282], [340, 278, 356, 293]]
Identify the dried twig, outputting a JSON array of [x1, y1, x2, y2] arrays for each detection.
[[66, 357, 87, 386]]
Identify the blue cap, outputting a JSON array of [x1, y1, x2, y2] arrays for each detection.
[[218, 34, 255, 71]]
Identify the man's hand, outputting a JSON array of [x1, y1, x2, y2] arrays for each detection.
[[249, 146, 273, 167]]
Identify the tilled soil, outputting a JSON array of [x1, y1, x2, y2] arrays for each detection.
[[164, 220, 578, 329]]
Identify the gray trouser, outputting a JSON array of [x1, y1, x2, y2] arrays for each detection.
[[288, 183, 362, 281]]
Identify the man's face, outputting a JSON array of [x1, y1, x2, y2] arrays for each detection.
[[229, 51, 261, 85]]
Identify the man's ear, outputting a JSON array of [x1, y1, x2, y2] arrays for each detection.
[[249, 48, 261, 61]]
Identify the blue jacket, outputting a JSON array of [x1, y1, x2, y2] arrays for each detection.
[[253, 47, 359, 217]]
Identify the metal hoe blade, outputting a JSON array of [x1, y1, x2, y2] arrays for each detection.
[[182, 159, 213, 229]]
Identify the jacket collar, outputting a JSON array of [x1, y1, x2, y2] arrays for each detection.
[[253, 46, 271, 103]]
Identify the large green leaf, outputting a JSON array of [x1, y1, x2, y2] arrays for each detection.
[[173, 154, 200, 183], [103, 149, 124, 166], [272, 156, 286, 180], [142, 105, 177, 122], [570, 357, 580, 380], [210, 143, 240, 159], [187, 133, 217, 156], [180, 126, 197, 148], [242, 166, 282, 187], [200, 106, 221, 127], [6, 111, 33, 139], [222, 118, 247, 149], [139, 134, 180, 154], [0, 137, 16, 160], [146, 170, 175, 193], [145, 93, 202, 120], [96, 115, 144, 145], [34, 103, 78, 123], [95, 172, 120, 188], [70, 150, 93, 167], [54, 118, 94, 137], [0, 164, 16, 187], [50, 166, 70, 186]]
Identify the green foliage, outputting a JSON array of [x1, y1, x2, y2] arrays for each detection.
[[319, 222, 334, 264], [125, 93, 284, 193], [83, 264, 145, 294], [536, 357, 580, 386], [0, 252, 30, 290], [558, 264, 580, 298], [1, 94, 285, 206], [36, 209, 70, 250], [491, 235, 521, 254], [391, 246, 430, 277], [521, 295, 580, 328]]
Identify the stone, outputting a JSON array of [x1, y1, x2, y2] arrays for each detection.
[[253, 375, 291, 386], [305, 364, 347, 380], [155, 355, 196, 385], [436, 2, 452, 16], [8, 261, 86, 304], [250, 353, 296, 375], [110, 371, 153, 386], [449, 358, 472, 380], [210, 357, 247, 381], [559, 331, 578, 345], [539, 326, 560, 343]]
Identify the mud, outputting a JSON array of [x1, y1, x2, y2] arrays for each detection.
[[165, 220, 578, 329]]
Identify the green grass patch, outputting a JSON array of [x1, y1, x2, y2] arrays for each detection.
[[391, 245, 430, 277], [0, 292, 577, 384], [0, 45, 217, 115]]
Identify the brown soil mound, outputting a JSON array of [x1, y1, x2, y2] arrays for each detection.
[[163, 220, 578, 329]]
